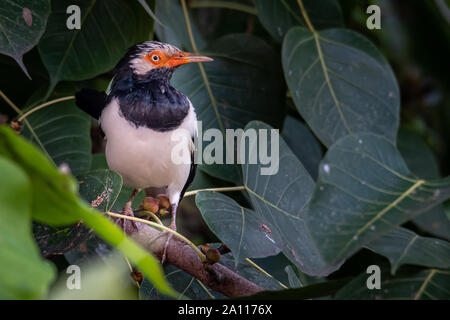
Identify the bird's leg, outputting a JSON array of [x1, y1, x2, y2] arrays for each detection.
[[169, 202, 178, 231], [122, 188, 139, 216], [161, 202, 178, 263], [117, 188, 139, 232]]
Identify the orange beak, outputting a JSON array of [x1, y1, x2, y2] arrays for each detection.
[[165, 52, 213, 68]]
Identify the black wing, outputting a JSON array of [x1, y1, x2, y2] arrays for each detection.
[[179, 137, 197, 200], [75, 88, 108, 120]]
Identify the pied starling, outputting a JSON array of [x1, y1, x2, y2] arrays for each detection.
[[75, 41, 213, 232]]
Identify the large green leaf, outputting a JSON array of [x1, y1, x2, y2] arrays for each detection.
[[366, 227, 450, 274], [38, 0, 151, 91], [254, 0, 343, 42], [335, 267, 450, 300], [50, 253, 137, 299], [173, 34, 285, 183], [282, 27, 400, 147], [22, 93, 92, 176], [78, 169, 123, 212], [197, 121, 341, 276], [0, 126, 175, 297], [282, 115, 322, 179], [0, 156, 55, 299], [305, 133, 450, 266], [155, 0, 205, 51], [33, 169, 122, 256], [0, 0, 50, 77], [397, 128, 450, 240], [196, 191, 280, 263]]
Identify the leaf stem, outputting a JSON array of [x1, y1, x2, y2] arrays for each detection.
[[297, 0, 315, 32], [196, 279, 215, 299], [105, 211, 206, 262], [244, 258, 288, 289], [183, 185, 246, 197], [180, 0, 225, 134], [140, 210, 163, 225], [0, 90, 54, 163], [18, 96, 75, 122]]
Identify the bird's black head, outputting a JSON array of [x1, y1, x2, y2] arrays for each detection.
[[115, 41, 212, 84]]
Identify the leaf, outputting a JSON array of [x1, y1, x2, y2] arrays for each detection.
[[33, 222, 92, 257], [335, 267, 450, 300], [305, 133, 450, 266], [64, 233, 112, 266], [78, 169, 123, 212], [140, 264, 224, 300], [0, 126, 175, 297], [38, 0, 152, 91], [238, 278, 351, 300], [282, 115, 323, 179], [397, 128, 450, 240], [282, 27, 400, 147], [155, 0, 206, 51], [196, 121, 341, 276], [285, 265, 303, 288], [50, 253, 137, 299], [254, 0, 343, 42], [220, 253, 284, 291], [0, 156, 55, 299], [366, 227, 450, 274], [0, 0, 50, 77], [22, 92, 92, 176], [172, 33, 285, 183], [196, 191, 280, 264]]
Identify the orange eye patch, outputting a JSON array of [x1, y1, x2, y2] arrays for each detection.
[[143, 50, 167, 66]]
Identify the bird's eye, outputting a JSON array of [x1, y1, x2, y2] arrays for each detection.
[[151, 55, 160, 62]]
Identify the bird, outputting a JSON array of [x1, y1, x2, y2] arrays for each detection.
[[75, 41, 213, 234]]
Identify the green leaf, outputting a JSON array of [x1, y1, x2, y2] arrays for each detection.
[[38, 0, 152, 91], [155, 0, 206, 51], [220, 253, 284, 291], [0, 126, 176, 297], [397, 128, 450, 240], [0, 0, 50, 77], [366, 227, 450, 274], [196, 121, 340, 276], [335, 268, 450, 300], [196, 191, 280, 263], [305, 133, 450, 266], [254, 0, 343, 42], [140, 264, 224, 300], [22, 93, 92, 176], [282, 115, 322, 179], [0, 156, 55, 299], [78, 169, 123, 212], [50, 253, 137, 299], [285, 265, 302, 288], [173, 33, 285, 183], [282, 27, 400, 147]]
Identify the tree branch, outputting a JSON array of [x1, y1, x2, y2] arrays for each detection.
[[123, 219, 264, 297]]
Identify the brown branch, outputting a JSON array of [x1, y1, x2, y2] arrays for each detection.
[[124, 220, 264, 297]]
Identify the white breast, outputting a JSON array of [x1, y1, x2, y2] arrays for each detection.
[[99, 98, 197, 204]]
